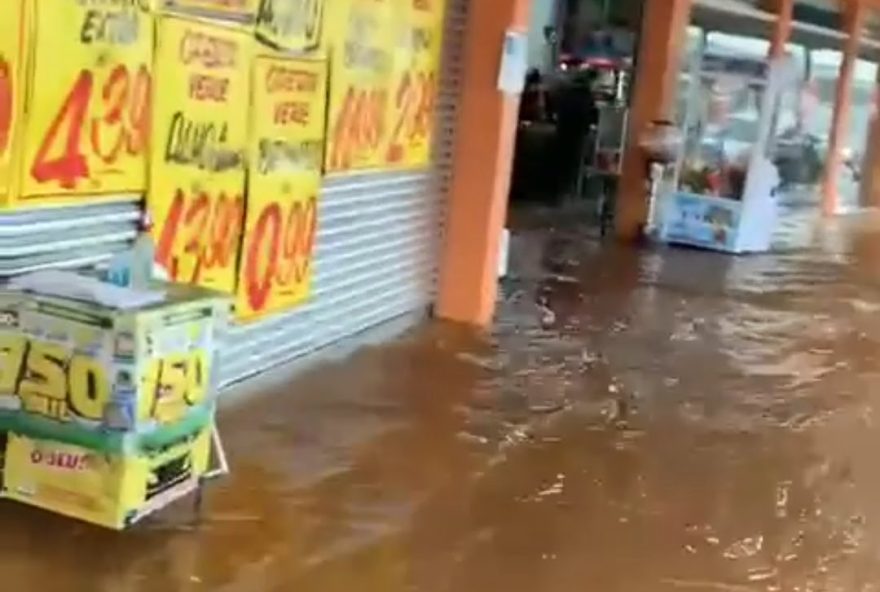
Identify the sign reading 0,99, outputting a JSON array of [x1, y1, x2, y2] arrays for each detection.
[[20, 0, 153, 205], [235, 55, 327, 322]]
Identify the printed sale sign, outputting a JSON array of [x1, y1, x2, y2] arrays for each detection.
[[148, 16, 253, 294], [19, 0, 153, 205], [0, 291, 220, 439], [256, 0, 325, 52], [324, 0, 394, 172], [384, 0, 445, 167], [235, 55, 326, 321], [3, 426, 213, 530], [0, 0, 27, 202], [324, 0, 444, 172]]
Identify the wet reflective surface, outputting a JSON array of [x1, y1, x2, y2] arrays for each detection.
[[4, 207, 880, 591]]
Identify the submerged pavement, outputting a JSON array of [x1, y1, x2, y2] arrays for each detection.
[[3, 208, 880, 591]]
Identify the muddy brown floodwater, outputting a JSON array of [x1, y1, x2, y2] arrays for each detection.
[[4, 206, 880, 591]]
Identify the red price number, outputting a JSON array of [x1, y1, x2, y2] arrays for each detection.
[[155, 189, 245, 284], [30, 63, 151, 189], [329, 86, 387, 170], [0, 57, 13, 157], [386, 70, 436, 164], [243, 196, 317, 312]]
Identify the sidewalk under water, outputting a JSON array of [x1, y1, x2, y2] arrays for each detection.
[[3, 208, 880, 591]]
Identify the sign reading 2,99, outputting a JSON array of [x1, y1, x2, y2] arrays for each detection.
[[20, 0, 154, 205]]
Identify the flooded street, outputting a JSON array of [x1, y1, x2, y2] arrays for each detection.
[[3, 207, 880, 591]]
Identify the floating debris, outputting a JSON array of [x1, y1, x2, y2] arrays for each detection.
[[723, 536, 764, 560]]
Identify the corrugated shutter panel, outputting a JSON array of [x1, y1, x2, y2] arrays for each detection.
[[218, 0, 469, 389], [0, 201, 140, 278]]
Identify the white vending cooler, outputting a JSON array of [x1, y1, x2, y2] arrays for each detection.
[[656, 49, 798, 254]]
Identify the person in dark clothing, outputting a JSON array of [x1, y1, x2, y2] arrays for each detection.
[[519, 68, 547, 123], [554, 70, 599, 197]]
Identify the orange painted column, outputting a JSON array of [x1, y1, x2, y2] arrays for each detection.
[[768, 0, 794, 59], [821, 0, 865, 215], [615, 0, 693, 240], [435, 0, 530, 326], [858, 62, 880, 207]]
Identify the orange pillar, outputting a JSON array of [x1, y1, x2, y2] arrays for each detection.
[[615, 0, 693, 240], [435, 0, 530, 327], [858, 65, 880, 208], [821, 0, 865, 215], [768, 0, 794, 59]]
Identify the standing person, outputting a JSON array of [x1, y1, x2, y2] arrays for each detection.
[[554, 69, 598, 198], [519, 68, 547, 123]]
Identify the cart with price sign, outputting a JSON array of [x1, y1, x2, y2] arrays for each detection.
[[0, 277, 230, 530]]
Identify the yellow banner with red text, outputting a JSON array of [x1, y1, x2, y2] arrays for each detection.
[[18, 0, 154, 206], [0, 0, 448, 322], [384, 0, 445, 166], [235, 54, 326, 321], [325, 0, 445, 173], [0, 0, 28, 204], [324, 0, 394, 172], [148, 15, 253, 295]]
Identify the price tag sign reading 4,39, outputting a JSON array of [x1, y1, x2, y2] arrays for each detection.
[[21, 0, 154, 205]]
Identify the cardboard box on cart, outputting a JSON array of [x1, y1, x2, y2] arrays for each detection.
[[3, 424, 213, 530], [0, 283, 228, 529]]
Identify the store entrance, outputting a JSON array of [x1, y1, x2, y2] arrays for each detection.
[[508, 0, 643, 235]]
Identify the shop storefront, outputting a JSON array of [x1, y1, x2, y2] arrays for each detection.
[[618, 0, 880, 239], [687, 0, 880, 213], [0, 0, 473, 390], [8, 0, 878, 358]]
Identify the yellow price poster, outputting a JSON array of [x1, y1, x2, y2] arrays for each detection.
[[255, 0, 325, 52], [149, 15, 253, 294], [19, 0, 153, 205], [324, 0, 394, 173], [236, 55, 326, 321], [384, 0, 445, 167], [0, 0, 27, 202], [162, 0, 260, 18]]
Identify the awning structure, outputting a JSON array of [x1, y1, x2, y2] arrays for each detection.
[[692, 0, 880, 59]]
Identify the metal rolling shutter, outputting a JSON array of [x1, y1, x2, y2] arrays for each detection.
[[218, 0, 469, 389], [0, 201, 140, 278]]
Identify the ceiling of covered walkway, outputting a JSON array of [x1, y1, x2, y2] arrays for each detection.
[[693, 0, 880, 60]]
